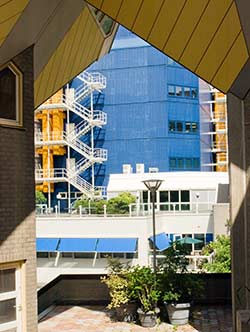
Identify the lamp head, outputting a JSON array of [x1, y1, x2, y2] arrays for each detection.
[[142, 179, 164, 192]]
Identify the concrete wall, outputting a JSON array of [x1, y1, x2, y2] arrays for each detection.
[[0, 47, 37, 331], [36, 213, 214, 239], [213, 203, 230, 236], [37, 273, 231, 314]]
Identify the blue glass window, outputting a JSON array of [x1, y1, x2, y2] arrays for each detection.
[[168, 85, 175, 96], [168, 84, 198, 99]]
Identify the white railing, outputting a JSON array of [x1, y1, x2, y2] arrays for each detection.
[[35, 168, 67, 181], [35, 167, 105, 198], [93, 110, 107, 125], [129, 202, 214, 216], [154, 252, 215, 271], [74, 84, 91, 102], [68, 120, 90, 139], [62, 94, 91, 120], [35, 130, 107, 161], [78, 71, 106, 90]]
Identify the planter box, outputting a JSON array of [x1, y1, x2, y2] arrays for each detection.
[[115, 302, 138, 322], [166, 303, 190, 325], [137, 307, 160, 327]]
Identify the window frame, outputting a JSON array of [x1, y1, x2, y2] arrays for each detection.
[[0, 62, 23, 127]]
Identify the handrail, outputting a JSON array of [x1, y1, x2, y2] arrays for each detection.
[[35, 167, 105, 197], [35, 130, 107, 160], [129, 201, 215, 216]]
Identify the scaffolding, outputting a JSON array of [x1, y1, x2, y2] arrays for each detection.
[[35, 71, 107, 210], [200, 84, 228, 172]]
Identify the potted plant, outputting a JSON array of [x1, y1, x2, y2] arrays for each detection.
[[162, 272, 203, 325], [127, 266, 161, 327], [101, 258, 137, 322], [159, 243, 204, 325]]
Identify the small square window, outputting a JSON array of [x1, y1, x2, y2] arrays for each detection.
[[185, 158, 192, 169], [192, 122, 198, 132], [176, 86, 182, 96], [168, 85, 175, 96], [194, 234, 205, 250], [193, 158, 200, 169], [170, 190, 179, 202], [191, 88, 198, 98], [177, 158, 184, 169], [169, 121, 175, 132], [176, 122, 183, 132], [185, 122, 191, 132], [160, 191, 169, 203], [169, 158, 176, 169], [184, 87, 190, 97]]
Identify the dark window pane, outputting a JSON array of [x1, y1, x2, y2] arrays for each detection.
[[170, 191, 179, 202], [101, 18, 113, 35], [169, 121, 175, 132], [62, 252, 73, 258], [181, 191, 190, 202], [168, 85, 175, 96], [176, 86, 182, 96], [184, 87, 190, 97], [74, 252, 94, 259], [177, 158, 184, 168], [160, 191, 168, 202], [126, 253, 137, 259], [186, 158, 192, 169], [37, 252, 49, 258], [192, 122, 198, 132], [0, 67, 16, 120], [176, 122, 183, 132], [194, 234, 205, 250], [182, 234, 192, 253], [193, 158, 200, 169], [169, 158, 176, 168], [0, 298, 16, 324], [185, 122, 191, 132], [0, 269, 15, 293], [191, 88, 198, 98], [113, 253, 125, 258], [142, 191, 148, 203]]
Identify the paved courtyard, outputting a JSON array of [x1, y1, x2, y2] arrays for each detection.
[[38, 305, 232, 332]]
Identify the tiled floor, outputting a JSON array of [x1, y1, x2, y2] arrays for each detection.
[[38, 305, 232, 332]]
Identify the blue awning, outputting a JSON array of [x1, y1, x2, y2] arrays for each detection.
[[96, 238, 138, 253], [36, 238, 59, 252], [149, 233, 171, 251], [57, 238, 98, 252]]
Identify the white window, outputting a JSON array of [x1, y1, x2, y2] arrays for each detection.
[[0, 263, 22, 332]]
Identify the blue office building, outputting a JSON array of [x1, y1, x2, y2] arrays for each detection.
[[71, 27, 201, 187]]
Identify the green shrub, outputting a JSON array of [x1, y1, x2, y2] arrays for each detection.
[[35, 191, 47, 204], [201, 235, 231, 273]]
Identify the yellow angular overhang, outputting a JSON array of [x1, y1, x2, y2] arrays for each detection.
[[86, 0, 249, 94]]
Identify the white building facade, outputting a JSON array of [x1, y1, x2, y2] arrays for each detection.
[[36, 172, 229, 287]]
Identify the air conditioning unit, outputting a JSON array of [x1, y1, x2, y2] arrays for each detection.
[[123, 164, 132, 174], [149, 167, 159, 173], [136, 163, 145, 173]]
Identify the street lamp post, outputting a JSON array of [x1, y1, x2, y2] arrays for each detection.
[[142, 179, 164, 274]]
